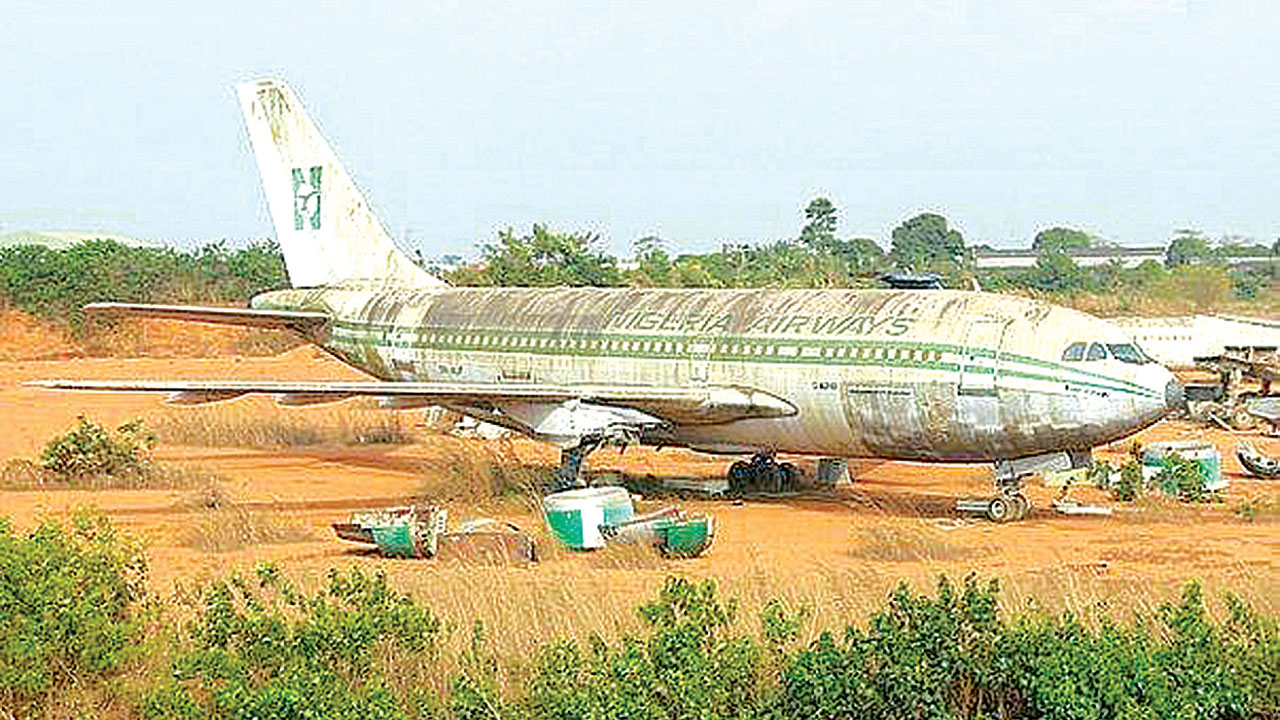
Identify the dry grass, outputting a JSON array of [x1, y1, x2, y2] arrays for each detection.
[[152, 402, 414, 447], [83, 317, 301, 358], [1235, 492, 1280, 522], [417, 436, 550, 510], [587, 541, 669, 570], [344, 551, 1278, 676], [0, 310, 300, 361], [850, 524, 995, 563], [0, 308, 77, 360], [0, 457, 226, 491], [179, 500, 314, 553]]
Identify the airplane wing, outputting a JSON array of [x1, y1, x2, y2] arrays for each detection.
[[84, 302, 330, 334], [26, 379, 796, 427]]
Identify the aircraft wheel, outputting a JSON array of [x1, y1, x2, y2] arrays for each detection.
[[728, 461, 752, 494], [777, 462, 798, 492], [1231, 408, 1257, 431], [986, 496, 1013, 523], [1013, 493, 1031, 520]]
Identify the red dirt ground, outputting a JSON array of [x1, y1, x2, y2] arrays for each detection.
[[3, 348, 1277, 646]]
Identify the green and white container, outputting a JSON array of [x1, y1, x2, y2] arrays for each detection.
[[371, 522, 417, 557], [1142, 441, 1227, 494], [543, 486, 634, 550], [652, 515, 715, 558]]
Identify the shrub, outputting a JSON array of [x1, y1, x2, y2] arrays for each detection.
[[146, 565, 443, 720], [782, 575, 1009, 719], [0, 510, 147, 715], [40, 415, 155, 484], [519, 577, 769, 719], [1112, 459, 1145, 502], [1154, 453, 1210, 502], [0, 238, 286, 333]]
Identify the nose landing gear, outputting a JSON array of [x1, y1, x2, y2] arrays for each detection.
[[984, 482, 1031, 522], [959, 450, 1091, 522]]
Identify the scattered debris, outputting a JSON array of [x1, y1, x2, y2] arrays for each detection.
[[601, 508, 716, 558], [1187, 348, 1280, 431], [1142, 441, 1227, 493], [333, 505, 535, 562], [1237, 442, 1280, 478], [656, 476, 730, 495], [1051, 499, 1112, 516], [543, 487, 635, 550], [542, 485, 714, 557], [450, 416, 513, 439]]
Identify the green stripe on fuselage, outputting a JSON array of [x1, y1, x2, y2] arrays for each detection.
[[327, 319, 1158, 400]]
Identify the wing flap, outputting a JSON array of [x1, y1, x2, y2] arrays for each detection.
[[28, 380, 796, 425]]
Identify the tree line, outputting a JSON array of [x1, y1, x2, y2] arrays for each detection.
[[0, 198, 1274, 332], [0, 239, 287, 332], [446, 198, 1278, 305]]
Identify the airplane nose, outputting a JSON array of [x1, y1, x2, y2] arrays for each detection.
[[1165, 378, 1186, 414]]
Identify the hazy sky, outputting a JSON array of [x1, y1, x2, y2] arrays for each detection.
[[3, 0, 1278, 257]]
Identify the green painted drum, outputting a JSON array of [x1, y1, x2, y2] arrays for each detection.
[[1142, 440, 1225, 494], [653, 516, 715, 557], [543, 487, 634, 550], [371, 522, 416, 557]]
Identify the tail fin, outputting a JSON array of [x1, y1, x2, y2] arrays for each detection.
[[235, 78, 446, 289]]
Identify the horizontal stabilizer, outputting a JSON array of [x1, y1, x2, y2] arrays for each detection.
[[28, 379, 797, 425], [85, 302, 330, 334]]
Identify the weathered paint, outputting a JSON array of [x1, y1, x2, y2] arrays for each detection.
[[231, 78, 1175, 465], [236, 80, 444, 289], [252, 285, 1176, 462]]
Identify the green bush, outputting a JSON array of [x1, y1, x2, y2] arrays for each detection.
[[0, 238, 286, 332], [1112, 459, 1145, 502], [782, 576, 1010, 719], [40, 415, 155, 484], [0, 510, 147, 715], [0, 511, 1273, 720], [145, 565, 443, 720], [1154, 453, 1210, 502], [519, 577, 770, 719]]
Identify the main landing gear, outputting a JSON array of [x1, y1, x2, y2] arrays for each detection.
[[552, 436, 604, 492], [727, 453, 798, 494]]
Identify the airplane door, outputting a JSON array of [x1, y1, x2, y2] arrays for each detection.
[[687, 334, 714, 385], [958, 318, 1011, 443], [959, 318, 1009, 395]]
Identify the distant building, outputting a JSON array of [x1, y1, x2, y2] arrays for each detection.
[[974, 245, 1165, 270], [974, 244, 1275, 270]]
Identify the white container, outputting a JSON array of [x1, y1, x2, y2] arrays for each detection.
[[542, 486, 634, 550]]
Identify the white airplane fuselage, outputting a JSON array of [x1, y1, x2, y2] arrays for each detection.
[[254, 283, 1179, 462]]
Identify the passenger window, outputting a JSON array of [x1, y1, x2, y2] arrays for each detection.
[[1086, 343, 1108, 361], [1061, 342, 1086, 361]]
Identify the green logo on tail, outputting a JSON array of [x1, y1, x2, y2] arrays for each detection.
[[292, 166, 322, 230]]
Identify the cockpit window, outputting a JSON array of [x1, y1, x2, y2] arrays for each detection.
[[1086, 343, 1108, 361], [1061, 342, 1087, 361], [1107, 343, 1150, 365]]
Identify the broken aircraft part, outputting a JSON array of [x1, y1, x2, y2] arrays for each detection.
[[334, 506, 536, 562], [1237, 442, 1280, 479]]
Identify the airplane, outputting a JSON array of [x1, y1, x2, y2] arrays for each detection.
[[32, 78, 1184, 522]]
